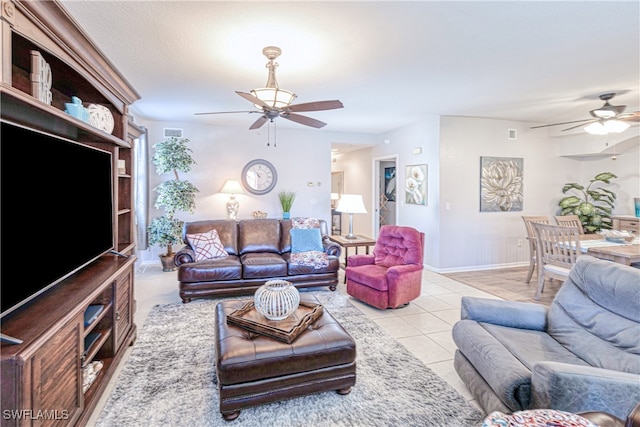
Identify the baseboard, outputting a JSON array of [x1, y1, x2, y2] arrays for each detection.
[[425, 261, 529, 274]]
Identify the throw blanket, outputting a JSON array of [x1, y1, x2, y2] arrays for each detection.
[[290, 217, 329, 269]]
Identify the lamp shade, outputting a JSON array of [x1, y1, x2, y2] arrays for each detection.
[[220, 179, 244, 194], [250, 87, 296, 109], [335, 194, 367, 214]]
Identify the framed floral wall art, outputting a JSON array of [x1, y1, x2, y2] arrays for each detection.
[[405, 164, 427, 205], [480, 156, 523, 212]]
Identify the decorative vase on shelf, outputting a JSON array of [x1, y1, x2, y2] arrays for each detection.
[[283, 212, 291, 220], [254, 280, 300, 321]]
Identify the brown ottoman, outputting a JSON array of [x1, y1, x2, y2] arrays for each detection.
[[214, 296, 357, 421]]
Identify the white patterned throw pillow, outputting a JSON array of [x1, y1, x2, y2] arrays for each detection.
[[186, 229, 228, 261]]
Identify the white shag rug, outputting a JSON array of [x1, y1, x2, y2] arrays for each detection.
[[96, 290, 484, 426]]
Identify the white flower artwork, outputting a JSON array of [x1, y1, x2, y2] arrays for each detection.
[[480, 157, 524, 212], [405, 164, 427, 205]]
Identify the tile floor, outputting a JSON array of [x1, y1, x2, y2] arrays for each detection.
[[89, 263, 501, 424]]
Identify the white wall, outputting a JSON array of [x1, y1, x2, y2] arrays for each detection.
[[342, 116, 639, 272], [437, 116, 578, 271], [136, 116, 639, 269], [578, 142, 640, 216], [138, 119, 376, 262]]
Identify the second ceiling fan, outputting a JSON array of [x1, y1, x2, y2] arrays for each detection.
[[196, 46, 343, 129], [531, 93, 640, 134]]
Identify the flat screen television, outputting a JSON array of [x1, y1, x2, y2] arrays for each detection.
[[1, 121, 114, 319]]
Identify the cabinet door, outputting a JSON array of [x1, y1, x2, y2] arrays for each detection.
[[31, 316, 83, 426], [114, 269, 133, 349]]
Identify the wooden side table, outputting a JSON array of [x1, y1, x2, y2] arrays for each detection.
[[328, 235, 377, 282]]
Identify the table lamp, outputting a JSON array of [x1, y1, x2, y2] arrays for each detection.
[[220, 179, 244, 220], [335, 194, 367, 239]]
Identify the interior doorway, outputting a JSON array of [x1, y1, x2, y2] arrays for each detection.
[[373, 155, 398, 237]]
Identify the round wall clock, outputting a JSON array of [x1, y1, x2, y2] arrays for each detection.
[[241, 159, 278, 195]]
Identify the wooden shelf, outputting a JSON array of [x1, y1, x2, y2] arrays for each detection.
[[0, 2, 140, 425]]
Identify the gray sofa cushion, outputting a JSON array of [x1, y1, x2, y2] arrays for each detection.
[[548, 255, 640, 374], [453, 320, 588, 411]]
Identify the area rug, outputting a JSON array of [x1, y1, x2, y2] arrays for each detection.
[[96, 291, 485, 426]]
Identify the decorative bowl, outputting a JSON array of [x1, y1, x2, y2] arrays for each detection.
[[253, 210, 268, 219], [254, 280, 300, 321], [599, 230, 635, 243]]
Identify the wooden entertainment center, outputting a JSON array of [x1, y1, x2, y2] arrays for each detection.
[[1, 1, 141, 425]]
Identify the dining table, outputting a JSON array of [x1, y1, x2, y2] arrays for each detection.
[[578, 234, 640, 266]]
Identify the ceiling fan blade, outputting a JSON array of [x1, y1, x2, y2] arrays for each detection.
[[282, 113, 327, 128], [530, 118, 594, 129], [561, 119, 597, 132], [249, 115, 268, 130], [195, 110, 259, 116], [287, 100, 344, 112], [236, 91, 268, 109], [618, 111, 640, 123]]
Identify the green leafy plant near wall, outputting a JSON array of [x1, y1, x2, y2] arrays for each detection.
[[278, 191, 296, 218], [558, 172, 617, 233], [148, 137, 199, 269]]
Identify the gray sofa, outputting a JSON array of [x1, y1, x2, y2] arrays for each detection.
[[452, 255, 640, 420]]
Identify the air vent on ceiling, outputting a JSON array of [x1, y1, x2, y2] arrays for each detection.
[[164, 128, 183, 138]]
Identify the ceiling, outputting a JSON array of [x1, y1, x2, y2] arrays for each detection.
[[59, 1, 640, 141]]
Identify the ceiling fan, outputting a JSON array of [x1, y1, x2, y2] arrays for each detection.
[[530, 93, 640, 134], [195, 46, 343, 130]]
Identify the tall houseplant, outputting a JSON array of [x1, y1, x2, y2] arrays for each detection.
[[148, 137, 198, 270], [278, 191, 296, 219], [558, 172, 617, 233]]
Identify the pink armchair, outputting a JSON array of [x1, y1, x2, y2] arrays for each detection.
[[345, 225, 424, 309]]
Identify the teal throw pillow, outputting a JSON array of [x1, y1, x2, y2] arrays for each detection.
[[290, 228, 324, 253]]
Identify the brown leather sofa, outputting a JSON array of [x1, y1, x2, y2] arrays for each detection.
[[175, 219, 341, 302]]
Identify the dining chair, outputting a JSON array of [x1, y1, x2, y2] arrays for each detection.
[[521, 216, 552, 284], [555, 215, 585, 234], [532, 222, 582, 300]]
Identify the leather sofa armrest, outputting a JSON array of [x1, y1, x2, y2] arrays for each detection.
[[531, 361, 640, 420], [175, 246, 196, 266], [460, 296, 548, 330], [347, 254, 375, 267], [322, 239, 342, 257]]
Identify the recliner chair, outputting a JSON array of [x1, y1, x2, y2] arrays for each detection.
[[345, 225, 424, 309]]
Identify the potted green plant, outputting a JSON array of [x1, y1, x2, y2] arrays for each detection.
[[278, 191, 296, 219], [148, 137, 199, 271], [558, 172, 617, 233]]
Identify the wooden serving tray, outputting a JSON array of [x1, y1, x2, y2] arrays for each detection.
[[226, 300, 324, 344]]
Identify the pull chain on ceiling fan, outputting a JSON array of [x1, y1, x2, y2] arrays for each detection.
[[196, 46, 344, 133], [530, 93, 640, 135]]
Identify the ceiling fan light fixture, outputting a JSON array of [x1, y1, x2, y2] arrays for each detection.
[[603, 119, 630, 133], [251, 87, 297, 109], [584, 122, 608, 135], [591, 108, 617, 119], [584, 119, 630, 135]]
